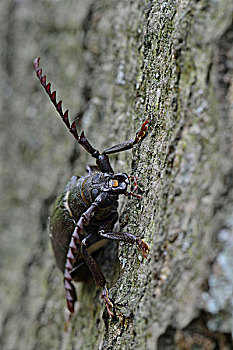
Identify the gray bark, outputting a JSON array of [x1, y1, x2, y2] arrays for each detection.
[[0, 0, 232, 349]]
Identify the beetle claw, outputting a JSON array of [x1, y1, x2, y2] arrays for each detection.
[[101, 286, 114, 317], [133, 120, 149, 145], [137, 239, 149, 258]]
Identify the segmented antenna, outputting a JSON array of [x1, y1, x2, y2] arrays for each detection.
[[33, 57, 79, 141], [64, 212, 92, 314], [63, 225, 81, 314]]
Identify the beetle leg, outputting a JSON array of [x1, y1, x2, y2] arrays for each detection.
[[97, 214, 149, 258], [80, 243, 114, 317], [99, 231, 149, 258], [102, 120, 149, 155]]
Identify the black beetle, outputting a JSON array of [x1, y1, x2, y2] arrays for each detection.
[[34, 57, 149, 318]]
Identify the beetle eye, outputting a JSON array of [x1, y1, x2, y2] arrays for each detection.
[[109, 180, 119, 188]]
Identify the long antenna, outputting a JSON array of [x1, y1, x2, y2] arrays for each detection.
[[33, 57, 79, 141]]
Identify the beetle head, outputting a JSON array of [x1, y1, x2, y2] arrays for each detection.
[[107, 173, 129, 195], [101, 173, 141, 198]]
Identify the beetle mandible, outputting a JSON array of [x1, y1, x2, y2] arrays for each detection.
[[34, 57, 149, 318]]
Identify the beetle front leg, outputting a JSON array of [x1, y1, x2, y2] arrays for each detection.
[[103, 120, 149, 155], [99, 231, 149, 258]]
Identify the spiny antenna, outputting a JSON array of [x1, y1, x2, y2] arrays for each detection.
[[33, 57, 79, 141]]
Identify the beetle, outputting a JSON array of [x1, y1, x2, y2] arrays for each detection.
[[34, 57, 149, 318]]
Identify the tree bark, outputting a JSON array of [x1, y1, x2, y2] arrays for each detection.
[[0, 0, 232, 349]]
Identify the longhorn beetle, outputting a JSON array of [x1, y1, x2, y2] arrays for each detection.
[[34, 57, 149, 319]]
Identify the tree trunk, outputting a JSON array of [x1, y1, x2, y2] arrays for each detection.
[[0, 0, 232, 349]]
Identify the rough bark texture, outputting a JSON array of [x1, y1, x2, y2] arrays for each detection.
[[0, 0, 232, 349]]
